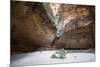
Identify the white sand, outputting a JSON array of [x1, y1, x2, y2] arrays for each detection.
[[11, 50, 95, 66]]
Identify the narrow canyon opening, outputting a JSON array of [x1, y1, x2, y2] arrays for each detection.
[[11, 1, 95, 54]]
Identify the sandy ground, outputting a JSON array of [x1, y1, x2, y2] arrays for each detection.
[[11, 50, 95, 66]]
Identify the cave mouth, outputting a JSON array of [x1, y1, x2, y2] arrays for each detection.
[[10, 1, 95, 66]]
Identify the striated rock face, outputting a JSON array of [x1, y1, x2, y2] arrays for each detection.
[[11, 1, 56, 53], [11, 1, 95, 54], [44, 3, 94, 37]]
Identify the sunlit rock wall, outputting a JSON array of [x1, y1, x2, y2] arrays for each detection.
[[43, 3, 95, 49]]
